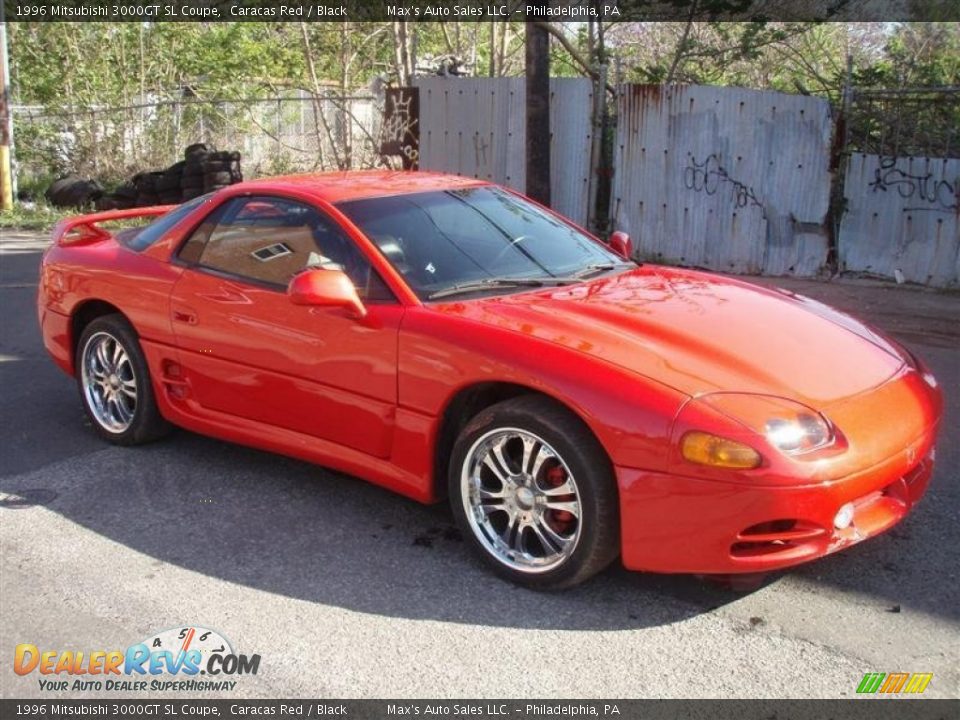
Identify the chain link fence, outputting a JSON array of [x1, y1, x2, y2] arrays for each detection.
[[12, 92, 392, 195], [844, 87, 960, 159]]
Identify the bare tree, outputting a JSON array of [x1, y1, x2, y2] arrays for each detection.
[[392, 21, 416, 86]]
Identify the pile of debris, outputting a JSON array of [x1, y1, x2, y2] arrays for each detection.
[[45, 143, 243, 211], [44, 176, 104, 209], [97, 143, 243, 210]]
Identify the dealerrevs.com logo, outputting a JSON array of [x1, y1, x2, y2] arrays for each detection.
[[14, 626, 260, 692]]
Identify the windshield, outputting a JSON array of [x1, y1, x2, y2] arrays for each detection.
[[124, 194, 210, 252], [336, 187, 630, 300]]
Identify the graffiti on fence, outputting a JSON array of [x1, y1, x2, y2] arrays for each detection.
[[380, 87, 420, 169], [868, 156, 958, 213], [683, 153, 766, 217]]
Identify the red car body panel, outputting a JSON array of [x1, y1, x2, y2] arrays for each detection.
[[37, 171, 943, 574], [441, 268, 906, 404]]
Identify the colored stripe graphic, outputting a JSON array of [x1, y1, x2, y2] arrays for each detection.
[[857, 673, 885, 693], [904, 673, 933, 694], [880, 673, 909, 693], [857, 672, 932, 694]]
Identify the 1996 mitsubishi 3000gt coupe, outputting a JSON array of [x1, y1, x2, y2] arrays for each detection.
[[38, 171, 942, 588]]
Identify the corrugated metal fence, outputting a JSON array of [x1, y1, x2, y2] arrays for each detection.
[[400, 80, 959, 287], [839, 154, 959, 286], [413, 77, 594, 227], [611, 85, 834, 277]]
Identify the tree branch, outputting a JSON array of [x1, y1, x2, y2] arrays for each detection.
[[532, 21, 616, 94]]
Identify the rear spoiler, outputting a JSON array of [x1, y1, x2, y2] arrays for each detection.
[[53, 205, 176, 246]]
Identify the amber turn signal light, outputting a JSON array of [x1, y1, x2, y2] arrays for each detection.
[[681, 431, 762, 469]]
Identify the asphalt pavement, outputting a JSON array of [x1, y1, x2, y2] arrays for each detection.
[[1, 230, 958, 699]]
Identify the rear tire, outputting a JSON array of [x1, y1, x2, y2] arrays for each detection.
[[448, 395, 619, 589], [75, 314, 171, 446]]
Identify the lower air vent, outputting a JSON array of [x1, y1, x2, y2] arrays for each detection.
[[731, 519, 827, 558]]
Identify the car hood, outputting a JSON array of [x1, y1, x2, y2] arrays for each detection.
[[435, 266, 906, 406]]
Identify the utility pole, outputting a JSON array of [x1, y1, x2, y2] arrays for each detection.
[[0, 5, 13, 211], [525, 19, 550, 207]]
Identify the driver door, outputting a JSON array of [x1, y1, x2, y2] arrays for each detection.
[[169, 195, 401, 459]]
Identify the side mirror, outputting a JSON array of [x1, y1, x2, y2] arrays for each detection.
[[288, 268, 367, 319], [609, 231, 633, 260]]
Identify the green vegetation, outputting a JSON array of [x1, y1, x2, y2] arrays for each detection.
[[613, 22, 960, 100], [3, 20, 957, 227], [12, 22, 957, 116], [0, 201, 63, 231]]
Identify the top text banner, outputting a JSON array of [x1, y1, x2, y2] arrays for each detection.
[[3, 0, 956, 22]]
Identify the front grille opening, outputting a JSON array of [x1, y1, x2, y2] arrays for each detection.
[[731, 518, 826, 558], [741, 519, 797, 536], [731, 541, 796, 557]]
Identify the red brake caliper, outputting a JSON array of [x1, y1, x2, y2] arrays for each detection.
[[546, 465, 574, 532]]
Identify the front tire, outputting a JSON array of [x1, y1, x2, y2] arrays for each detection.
[[76, 314, 170, 446], [448, 395, 620, 589]]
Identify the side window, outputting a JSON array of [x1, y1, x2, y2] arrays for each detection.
[[178, 196, 394, 301], [178, 202, 228, 264]]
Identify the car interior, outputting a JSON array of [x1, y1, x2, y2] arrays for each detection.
[[178, 197, 393, 301]]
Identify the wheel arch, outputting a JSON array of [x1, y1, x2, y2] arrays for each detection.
[[432, 381, 613, 501], [70, 300, 131, 365]]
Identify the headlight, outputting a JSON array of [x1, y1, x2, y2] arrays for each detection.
[[764, 413, 830, 453], [698, 393, 835, 456]]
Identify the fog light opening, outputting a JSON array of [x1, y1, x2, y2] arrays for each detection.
[[834, 502, 855, 530]]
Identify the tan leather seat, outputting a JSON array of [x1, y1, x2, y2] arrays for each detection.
[[202, 225, 318, 286]]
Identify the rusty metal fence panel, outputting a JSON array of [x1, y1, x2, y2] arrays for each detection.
[[839, 154, 959, 287], [611, 84, 833, 276], [414, 77, 594, 227], [549, 79, 594, 229]]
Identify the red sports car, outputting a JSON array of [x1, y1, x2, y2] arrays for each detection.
[[38, 171, 942, 588]]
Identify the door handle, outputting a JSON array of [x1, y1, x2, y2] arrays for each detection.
[[173, 310, 197, 325]]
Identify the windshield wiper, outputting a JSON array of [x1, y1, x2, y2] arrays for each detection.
[[428, 277, 574, 300], [427, 264, 636, 300], [570, 262, 633, 279]]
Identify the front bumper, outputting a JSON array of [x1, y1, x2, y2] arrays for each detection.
[[616, 366, 941, 574], [617, 441, 934, 574]]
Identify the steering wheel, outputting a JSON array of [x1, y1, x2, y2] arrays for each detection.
[[490, 235, 535, 267]]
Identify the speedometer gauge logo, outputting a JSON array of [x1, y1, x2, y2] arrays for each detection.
[[141, 626, 234, 674]]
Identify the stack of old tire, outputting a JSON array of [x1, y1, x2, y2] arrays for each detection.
[[131, 170, 166, 207], [181, 143, 242, 201], [92, 143, 243, 211], [46, 176, 105, 208]]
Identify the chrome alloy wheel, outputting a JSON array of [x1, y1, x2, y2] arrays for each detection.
[[81, 331, 138, 434], [461, 427, 581, 573]]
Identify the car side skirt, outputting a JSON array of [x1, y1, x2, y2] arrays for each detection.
[[139, 339, 438, 504]]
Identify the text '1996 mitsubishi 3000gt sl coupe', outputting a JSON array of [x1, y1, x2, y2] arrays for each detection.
[[38, 171, 942, 588]]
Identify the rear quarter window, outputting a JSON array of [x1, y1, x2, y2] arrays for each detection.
[[124, 195, 209, 252]]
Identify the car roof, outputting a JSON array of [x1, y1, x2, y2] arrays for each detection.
[[233, 170, 490, 204]]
